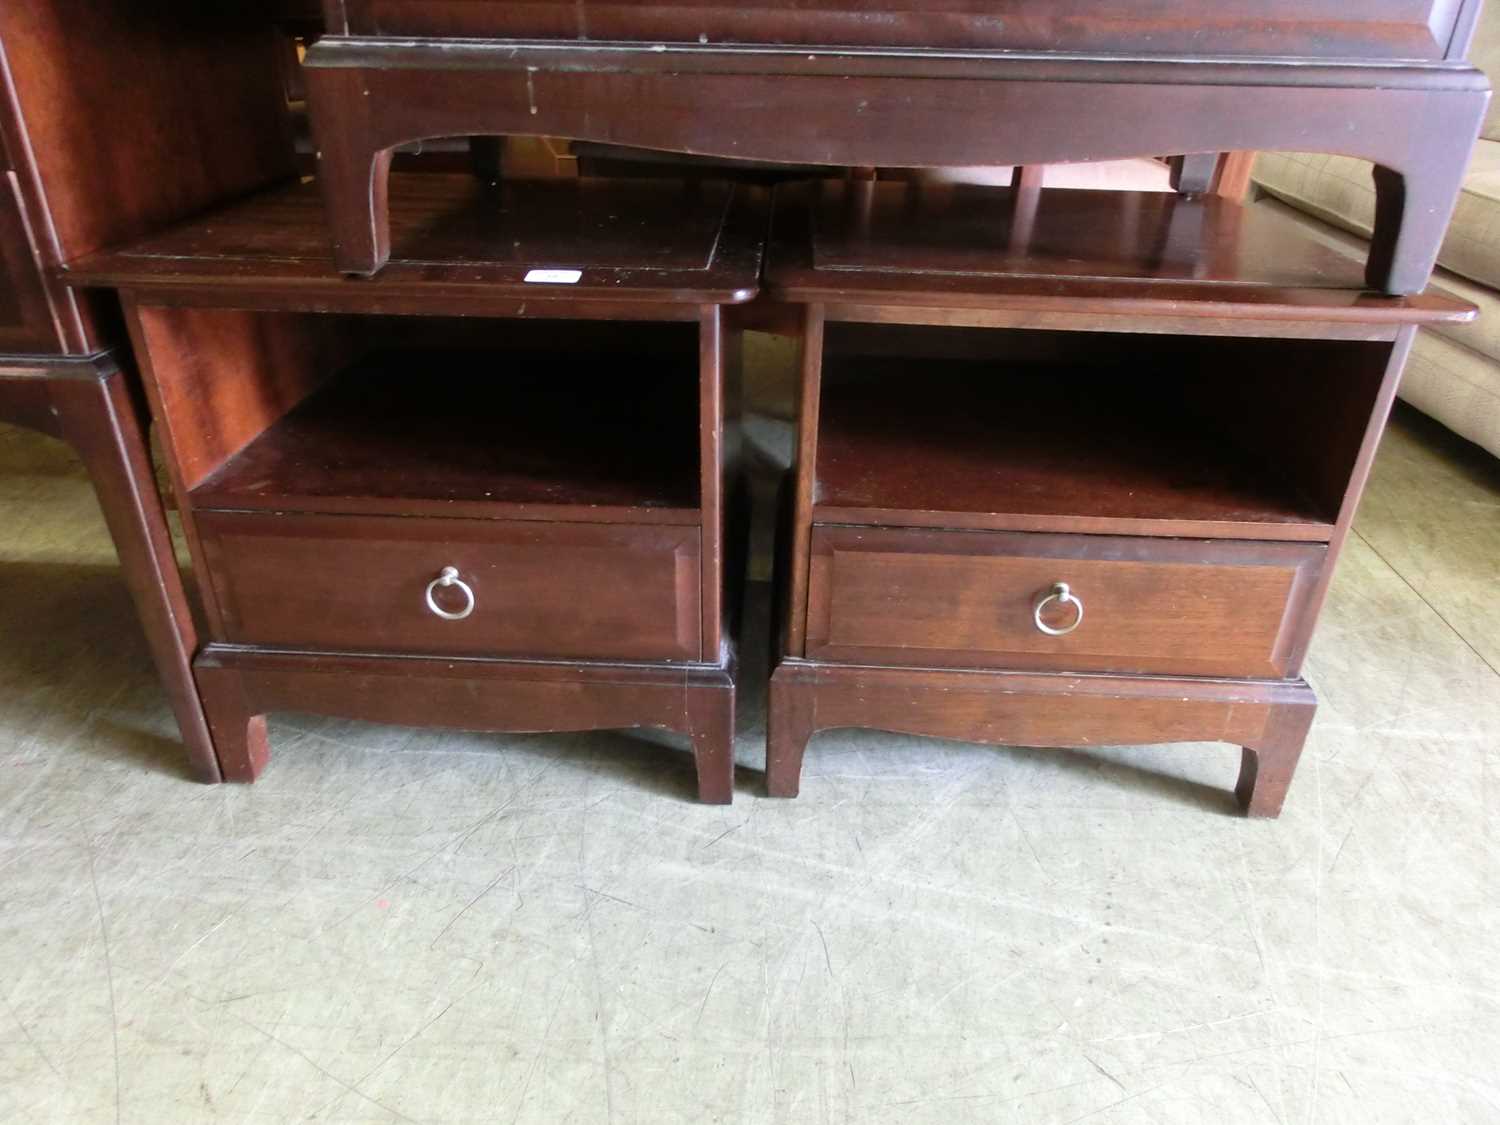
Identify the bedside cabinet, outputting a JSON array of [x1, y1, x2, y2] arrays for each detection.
[[66, 175, 763, 801], [764, 180, 1473, 815]]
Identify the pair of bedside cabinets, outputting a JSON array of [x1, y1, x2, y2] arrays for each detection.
[[63, 173, 1471, 816]]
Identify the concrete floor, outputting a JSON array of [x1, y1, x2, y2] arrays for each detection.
[[1, 405, 1497, 1124]]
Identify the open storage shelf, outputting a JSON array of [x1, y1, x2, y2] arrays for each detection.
[[190, 322, 703, 524], [812, 324, 1385, 541]]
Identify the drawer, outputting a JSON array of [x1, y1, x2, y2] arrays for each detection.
[[805, 527, 1325, 679], [198, 511, 701, 662]]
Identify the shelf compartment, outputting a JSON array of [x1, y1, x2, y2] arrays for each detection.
[[812, 326, 1375, 541], [191, 333, 703, 524]]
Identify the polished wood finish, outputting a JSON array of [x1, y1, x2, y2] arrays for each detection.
[[765, 177, 1447, 814], [784, 305, 823, 656], [805, 528, 1325, 679], [766, 659, 1316, 818], [80, 179, 756, 798], [301, 31, 1487, 291], [0, 175, 55, 354], [0, 0, 294, 355], [325, 0, 1481, 60], [0, 355, 218, 781], [197, 645, 736, 801], [65, 175, 764, 317], [198, 512, 702, 662], [0, 2, 302, 781], [1212, 152, 1258, 203], [771, 182, 1476, 325]]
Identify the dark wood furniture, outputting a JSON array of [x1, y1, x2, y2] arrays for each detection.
[[0, 1, 297, 781], [303, 1, 1488, 293], [764, 180, 1474, 815], [66, 175, 761, 801], [0, 356, 220, 780]]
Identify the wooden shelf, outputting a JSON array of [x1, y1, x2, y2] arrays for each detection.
[[813, 356, 1338, 541], [769, 181, 1476, 327], [191, 347, 702, 524], [63, 174, 764, 315]]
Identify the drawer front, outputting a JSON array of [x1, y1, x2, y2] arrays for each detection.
[[199, 512, 701, 662], [806, 527, 1325, 679]]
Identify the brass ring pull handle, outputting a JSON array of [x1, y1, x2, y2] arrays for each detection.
[[1033, 581, 1084, 636], [424, 566, 476, 621]]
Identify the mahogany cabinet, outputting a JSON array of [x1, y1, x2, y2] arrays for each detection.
[[764, 180, 1474, 815], [66, 175, 762, 800], [302, 1, 1488, 294]]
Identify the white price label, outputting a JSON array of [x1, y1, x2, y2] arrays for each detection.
[[523, 268, 583, 284]]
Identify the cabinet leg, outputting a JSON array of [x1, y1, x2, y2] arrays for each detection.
[[1367, 162, 1462, 295], [306, 65, 394, 276], [53, 367, 221, 783], [196, 667, 270, 782], [468, 136, 505, 184], [1235, 703, 1316, 818], [766, 669, 815, 798], [687, 688, 735, 804]]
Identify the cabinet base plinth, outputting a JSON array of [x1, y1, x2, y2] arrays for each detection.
[[196, 645, 737, 803], [767, 656, 1314, 817]]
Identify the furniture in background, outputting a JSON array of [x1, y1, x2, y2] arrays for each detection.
[[763, 180, 1472, 814], [303, 0, 1487, 293], [1253, 3, 1500, 458], [0, 0, 297, 780], [66, 177, 762, 801]]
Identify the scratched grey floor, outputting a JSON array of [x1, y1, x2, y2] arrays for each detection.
[[1, 403, 1498, 1124]]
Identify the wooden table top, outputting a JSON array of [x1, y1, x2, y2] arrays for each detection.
[[766, 180, 1477, 327], [65, 175, 765, 316]]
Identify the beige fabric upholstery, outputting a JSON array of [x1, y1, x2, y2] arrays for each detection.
[[1469, 3, 1500, 142], [1247, 4, 1500, 459], [1248, 198, 1500, 457], [1254, 197, 1500, 362], [1253, 143, 1500, 292], [1403, 331, 1500, 456]]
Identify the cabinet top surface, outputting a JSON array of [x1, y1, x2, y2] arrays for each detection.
[[327, 0, 1478, 62], [63, 175, 763, 311], [766, 181, 1475, 325]]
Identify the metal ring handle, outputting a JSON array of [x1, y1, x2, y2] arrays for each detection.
[[1033, 581, 1084, 637], [424, 566, 475, 621]]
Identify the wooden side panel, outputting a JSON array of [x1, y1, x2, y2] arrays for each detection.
[[785, 304, 823, 655], [806, 527, 1326, 679], [0, 171, 54, 352], [699, 306, 723, 660], [0, 1, 294, 262], [128, 306, 357, 492], [0, 0, 295, 350], [197, 511, 703, 662], [1178, 336, 1395, 522]]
